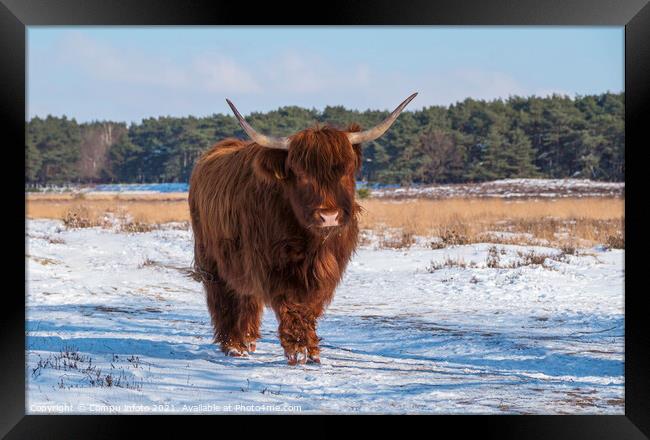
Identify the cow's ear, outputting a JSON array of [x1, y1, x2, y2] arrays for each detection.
[[253, 148, 289, 184], [347, 123, 363, 172]]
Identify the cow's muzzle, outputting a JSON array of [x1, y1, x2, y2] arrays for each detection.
[[317, 210, 339, 228]]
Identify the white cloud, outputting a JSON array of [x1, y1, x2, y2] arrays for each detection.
[[403, 69, 528, 107], [269, 52, 326, 93], [452, 69, 528, 100], [263, 51, 374, 95], [59, 32, 187, 88], [353, 64, 371, 86], [59, 32, 261, 94], [35, 32, 550, 121], [194, 56, 261, 93]]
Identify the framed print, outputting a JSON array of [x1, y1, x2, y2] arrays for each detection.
[[3, 0, 649, 437]]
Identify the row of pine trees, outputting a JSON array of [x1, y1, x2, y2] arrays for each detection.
[[26, 92, 624, 185]]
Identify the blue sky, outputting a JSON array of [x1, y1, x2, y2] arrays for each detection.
[[27, 27, 623, 123]]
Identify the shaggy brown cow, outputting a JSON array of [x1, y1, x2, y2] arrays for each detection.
[[189, 93, 417, 365]]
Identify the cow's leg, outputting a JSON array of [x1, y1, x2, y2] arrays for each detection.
[[304, 297, 328, 364], [238, 295, 264, 353], [205, 277, 249, 356], [272, 295, 322, 365]]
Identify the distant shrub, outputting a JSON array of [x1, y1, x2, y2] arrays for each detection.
[[120, 221, 156, 233], [486, 246, 501, 268], [63, 206, 98, 229], [484, 246, 567, 270], [605, 233, 624, 249], [379, 230, 415, 249], [438, 227, 471, 246], [518, 250, 552, 266], [560, 242, 577, 255], [517, 250, 567, 267], [426, 256, 476, 272], [356, 188, 371, 199]]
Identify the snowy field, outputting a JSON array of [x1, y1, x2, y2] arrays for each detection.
[[27, 178, 624, 199], [26, 219, 624, 414], [371, 178, 624, 199]]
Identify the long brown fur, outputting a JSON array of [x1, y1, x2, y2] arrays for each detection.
[[189, 124, 362, 364]]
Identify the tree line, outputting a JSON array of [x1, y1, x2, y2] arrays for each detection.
[[25, 92, 624, 185]]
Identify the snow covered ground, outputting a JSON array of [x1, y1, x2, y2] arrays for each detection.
[[26, 219, 624, 414], [27, 178, 623, 199], [371, 178, 624, 199]]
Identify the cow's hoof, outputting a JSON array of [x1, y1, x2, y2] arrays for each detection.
[[307, 355, 321, 365], [286, 349, 308, 366], [225, 347, 248, 357]]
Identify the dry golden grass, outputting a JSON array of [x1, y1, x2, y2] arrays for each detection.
[[27, 193, 190, 225], [26, 193, 624, 248], [360, 198, 624, 249], [27, 192, 188, 202], [359, 198, 622, 229]]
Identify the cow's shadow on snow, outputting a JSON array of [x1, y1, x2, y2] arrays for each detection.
[[27, 303, 623, 387], [317, 312, 624, 385], [26, 304, 287, 370]]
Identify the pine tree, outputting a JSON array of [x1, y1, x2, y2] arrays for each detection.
[[505, 127, 539, 177], [469, 126, 503, 181], [30, 116, 81, 184], [102, 131, 143, 182], [25, 92, 624, 185]]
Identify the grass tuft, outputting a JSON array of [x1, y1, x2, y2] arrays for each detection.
[[605, 232, 625, 250], [62, 206, 100, 229], [379, 230, 415, 249]]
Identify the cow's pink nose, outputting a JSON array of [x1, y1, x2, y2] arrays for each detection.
[[319, 211, 339, 227]]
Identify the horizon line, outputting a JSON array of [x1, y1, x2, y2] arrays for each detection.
[[26, 89, 624, 125]]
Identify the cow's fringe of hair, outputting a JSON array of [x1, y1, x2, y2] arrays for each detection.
[[189, 263, 218, 283]]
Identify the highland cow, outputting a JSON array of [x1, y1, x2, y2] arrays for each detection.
[[189, 93, 417, 365]]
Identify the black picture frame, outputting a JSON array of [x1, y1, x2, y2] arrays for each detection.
[[3, 0, 648, 437]]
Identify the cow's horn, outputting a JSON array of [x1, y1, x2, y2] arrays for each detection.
[[226, 99, 290, 150], [346, 92, 418, 145]]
